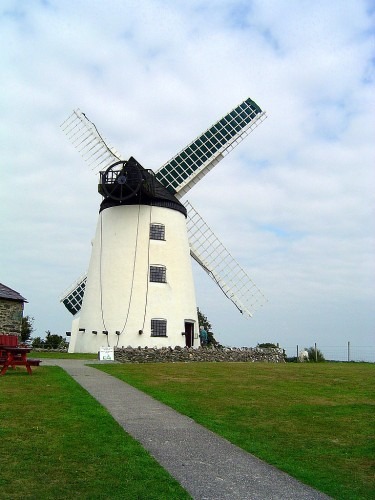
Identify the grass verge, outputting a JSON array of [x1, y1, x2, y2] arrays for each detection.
[[0, 366, 190, 499], [94, 362, 375, 499], [30, 351, 98, 359]]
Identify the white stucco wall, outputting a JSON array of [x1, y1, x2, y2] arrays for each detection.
[[69, 204, 198, 353]]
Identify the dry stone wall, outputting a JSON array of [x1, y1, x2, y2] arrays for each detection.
[[114, 346, 285, 363]]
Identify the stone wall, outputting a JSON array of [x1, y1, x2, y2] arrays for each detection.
[[0, 299, 23, 336], [114, 346, 285, 363]]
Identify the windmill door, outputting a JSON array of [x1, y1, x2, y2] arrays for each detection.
[[184, 322, 194, 348]]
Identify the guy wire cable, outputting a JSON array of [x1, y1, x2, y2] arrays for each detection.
[[141, 203, 153, 332], [116, 201, 143, 345], [81, 112, 122, 161], [99, 212, 109, 347]]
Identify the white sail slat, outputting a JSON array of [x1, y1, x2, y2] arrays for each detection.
[[185, 200, 267, 317]]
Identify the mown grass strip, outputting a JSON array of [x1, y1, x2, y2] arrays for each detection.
[[94, 362, 375, 500], [30, 351, 97, 359], [0, 366, 190, 500]]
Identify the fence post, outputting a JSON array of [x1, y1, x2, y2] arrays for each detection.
[[348, 341, 350, 362], [314, 342, 317, 362], [296, 344, 299, 362]]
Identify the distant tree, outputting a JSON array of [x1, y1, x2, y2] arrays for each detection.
[[31, 331, 68, 349], [31, 336, 45, 348], [306, 346, 325, 362], [197, 308, 220, 347], [21, 315, 34, 343], [44, 331, 68, 349]]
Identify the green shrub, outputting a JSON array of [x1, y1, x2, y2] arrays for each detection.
[[307, 346, 325, 362], [31, 331, 68, 349], [285, 356, 298, 363], [31, 336, 44, 348]]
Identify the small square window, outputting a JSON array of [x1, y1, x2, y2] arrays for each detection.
[[150, 265, 166, 283], [151, 319, 167, 337], [150, 224, 165, 240]]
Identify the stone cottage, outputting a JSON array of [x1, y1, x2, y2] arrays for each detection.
[[0, 283, 27, 337]]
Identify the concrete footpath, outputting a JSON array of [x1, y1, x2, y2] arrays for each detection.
[[42, 359, 331, 500]]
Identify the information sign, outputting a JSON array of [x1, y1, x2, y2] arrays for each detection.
[[99, 346, 114, 361]]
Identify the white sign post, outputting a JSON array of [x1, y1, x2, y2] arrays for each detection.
[[99, 346, 114, 361]]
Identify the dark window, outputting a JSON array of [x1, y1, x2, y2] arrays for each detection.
[[150, 224, 165, 240], [150, 265, 166, 283], [151, 319, 167, 337]]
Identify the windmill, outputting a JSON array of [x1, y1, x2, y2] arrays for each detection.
[[60, 98, 267, 353]]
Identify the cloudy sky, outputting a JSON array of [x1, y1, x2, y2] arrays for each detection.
[[1, 0, 374, 358]]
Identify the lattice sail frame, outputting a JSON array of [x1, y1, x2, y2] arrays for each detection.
[[155, 98, 266, 198], [60, 109, 124, 174], [60, 273, 87, 315], [184, 201, 267, 317]]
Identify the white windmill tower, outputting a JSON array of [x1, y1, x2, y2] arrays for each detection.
[[60, 98, 267, 353]]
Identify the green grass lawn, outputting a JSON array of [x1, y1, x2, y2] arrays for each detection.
[[30, 350, 98, 359], [1, 359, 373, 499], [0, 366, 190, 499], [94, 362, 375, 500]]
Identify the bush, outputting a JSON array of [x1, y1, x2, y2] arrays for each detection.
[[44, 332, 67, 349], [31, 336, 45, 348], [31, 331, 68, 350], [307, 346, 325, 362], [21, 316, 34, 343], [285, 356, 298, 363]]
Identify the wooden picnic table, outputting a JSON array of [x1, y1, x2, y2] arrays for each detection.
[[0, 346, 40, 376]]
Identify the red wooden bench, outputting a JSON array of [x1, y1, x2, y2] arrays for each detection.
[[0, 335, 18, 364], [0, 335, 41, 373], [27, 359, 42, 366]]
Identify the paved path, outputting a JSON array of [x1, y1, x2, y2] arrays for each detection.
[[42, 359, 330, 500]]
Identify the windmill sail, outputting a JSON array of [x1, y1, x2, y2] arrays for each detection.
[[60, 109, 123, 174], [184, 201, 267, 317], [60, 273, 87, 315], [155, 98, 266, 198]]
